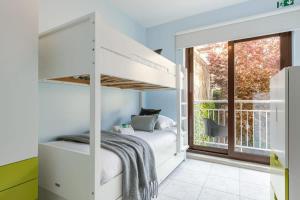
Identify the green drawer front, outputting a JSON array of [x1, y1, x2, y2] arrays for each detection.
[[270, 153, 284, 169], [0, 179, 38, 200], [270, 153, 289, 200], [0, 157, 38, 192]]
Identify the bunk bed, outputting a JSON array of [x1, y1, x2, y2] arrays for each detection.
[[38, 13, 188, 200]]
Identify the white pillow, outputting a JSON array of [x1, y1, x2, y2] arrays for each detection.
[[155, 115, 176, 130], [113, 125, 134, 135]]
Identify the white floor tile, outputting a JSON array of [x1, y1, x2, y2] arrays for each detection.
[[239, 168, 270, 186], [209, 163, 240, 180], [239, 197, 257, 200], [198, 188, 239, 200], [156, 194, 177, 200], [160, 180, 202, 200], [204, 175, 240, 195], [239, 181, 269, 200], [168, 166, 208, 186], [157, 159, 270, 200], [180, 159, 212, 174], [159, 179, 170, 193]]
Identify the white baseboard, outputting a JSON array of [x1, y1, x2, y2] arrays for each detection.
[[187, 152, 270, 173]]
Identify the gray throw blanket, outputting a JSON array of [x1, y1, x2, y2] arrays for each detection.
[[57, 131, 158, 200]]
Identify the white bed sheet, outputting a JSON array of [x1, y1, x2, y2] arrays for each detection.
[[43, 128, 177, 185]]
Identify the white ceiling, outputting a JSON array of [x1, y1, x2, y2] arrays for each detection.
[[111, 0, 249, 27]]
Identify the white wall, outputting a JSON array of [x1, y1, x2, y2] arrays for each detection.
[[0, 0, 38, 166]]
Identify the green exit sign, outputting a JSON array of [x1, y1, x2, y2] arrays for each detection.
[[277, 0, 295, 8]]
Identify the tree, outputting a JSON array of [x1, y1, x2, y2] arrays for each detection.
[[194, 37, 280, 148], [235, 37, 280, 101], [195, 37, 280, 101]]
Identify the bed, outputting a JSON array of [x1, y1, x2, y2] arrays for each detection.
[[39, 128, 183, 200], [38, 12, 188, 200]]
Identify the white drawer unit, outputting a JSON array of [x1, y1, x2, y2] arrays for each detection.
[[270, 67, 300, 200]]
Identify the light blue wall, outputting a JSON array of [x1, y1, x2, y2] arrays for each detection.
[[39, 0, 145, 142], [39, 0, 146, 44], [39, 83, 89, 142], [39, 0, 300, 140], [144, 90, 177, 120], [293, 30, 300, 66], [39, 83, 140, 142], [146, 0, 300, 61], [145, 0, 300, 120]]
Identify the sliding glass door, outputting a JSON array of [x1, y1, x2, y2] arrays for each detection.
[[188, 33, 291, 163], [233, 36, 281, 157], [189, 43, 229, 154]]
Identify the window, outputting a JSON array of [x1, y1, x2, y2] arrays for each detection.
[[187, 32, 292, 164]]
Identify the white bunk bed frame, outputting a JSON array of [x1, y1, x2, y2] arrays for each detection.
[[39, 12, 188, 200]]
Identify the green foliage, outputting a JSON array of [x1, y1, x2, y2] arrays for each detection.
[[200, 103, 216, 118], [212, 89, 222, 101], [194, 103, 216, 145]]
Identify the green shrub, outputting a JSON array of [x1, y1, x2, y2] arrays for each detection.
[[194, 103, 216, 145]]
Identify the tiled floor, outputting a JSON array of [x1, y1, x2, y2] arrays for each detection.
[[157, 159, 270, 200]]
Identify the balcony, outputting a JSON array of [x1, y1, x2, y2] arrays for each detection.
[[194, 100, 271, 156]]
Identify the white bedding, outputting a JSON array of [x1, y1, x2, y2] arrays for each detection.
[[43, 128, 177, 185]]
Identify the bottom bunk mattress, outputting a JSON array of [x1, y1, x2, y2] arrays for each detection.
[[42, 128, 177, 185]]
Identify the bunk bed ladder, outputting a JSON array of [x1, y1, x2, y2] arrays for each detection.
[[176, 64, 189, 158]]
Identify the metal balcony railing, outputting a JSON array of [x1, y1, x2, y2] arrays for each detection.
[[194, 100, 271, 155]]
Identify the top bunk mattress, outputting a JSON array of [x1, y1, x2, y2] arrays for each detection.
[[41, 128, 177, 185]]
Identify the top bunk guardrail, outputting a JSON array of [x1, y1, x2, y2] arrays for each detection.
[[39, 13, 178, 90]]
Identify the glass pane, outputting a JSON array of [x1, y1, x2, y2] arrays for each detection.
[[193, 42, 228, 149], [234, 36, 281, 156]]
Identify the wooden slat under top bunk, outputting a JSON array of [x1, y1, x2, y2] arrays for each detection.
[[51, 75, 170, 90]]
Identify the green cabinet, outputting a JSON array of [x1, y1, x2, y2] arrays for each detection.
[[0, 158, 38, 200], [0, 179, 38, 200]]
